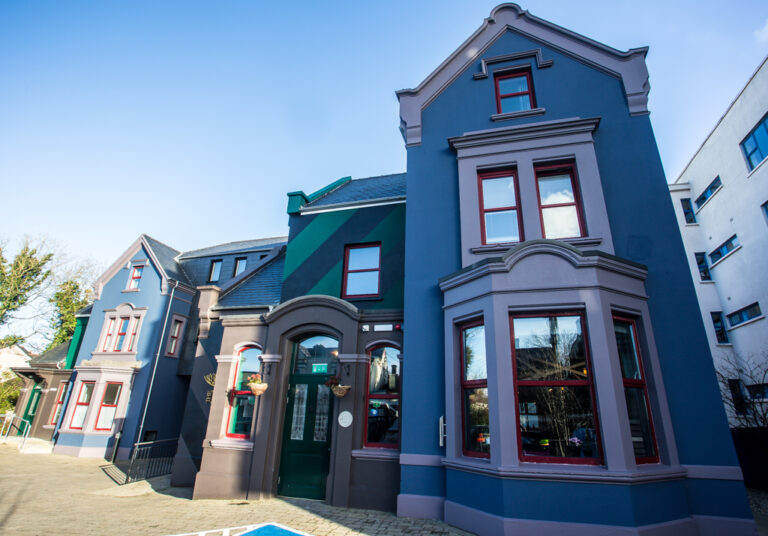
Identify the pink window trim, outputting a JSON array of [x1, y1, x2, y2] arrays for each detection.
[[113, 317, 129, 352], [166, 319, 183, 357], [129, 265, 143, 289], [102, 318, 115, 352], [225, 345, 261, 440], [94, 382, 123, 431]]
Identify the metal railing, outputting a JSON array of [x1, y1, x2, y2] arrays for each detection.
[[124, 437, 179, 484], [0, 413, 31, 451]]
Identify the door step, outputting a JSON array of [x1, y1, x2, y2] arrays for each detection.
[[0, 436, 53, 454]]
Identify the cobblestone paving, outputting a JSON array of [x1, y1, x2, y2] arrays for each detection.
[[0, 444, 474, 536]]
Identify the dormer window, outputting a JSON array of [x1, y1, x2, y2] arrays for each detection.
[[127, 265, 143, 290], [494, 70, 535, 114], [209, 260, 223, 282], [479, 169, 522, 244], [233, 257, 247, 277]]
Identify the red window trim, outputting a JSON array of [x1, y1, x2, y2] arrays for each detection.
[[341, 243, 381, 299], [460, 319, 489, 459], [129, 265, 143, 289], [49, 382, 68, 425], [166, 318, 184, 357], [612, 315, 660, 464], [363, 344, 401, 449], [127, 317, 140, 352], [534, 162, 586, 239], [225, 345, 262, 439], [477, 168, 524, 245], [94, 382, 123, 431], [510, 311, 603, 465], [69, 381, 95, 430], [113, 317, 130, 352], [494, 70, 536, 114], [102, 318, 115, 352]]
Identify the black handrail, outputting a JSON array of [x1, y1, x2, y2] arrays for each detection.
[[123, 438, 179, 483]]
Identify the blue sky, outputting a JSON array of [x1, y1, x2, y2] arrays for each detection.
[[1, 0, 767, 267]]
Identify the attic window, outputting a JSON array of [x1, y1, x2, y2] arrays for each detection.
[[127, 265, 143, 290], [209, 260, 223, 282], [494, 70, 535, 114]]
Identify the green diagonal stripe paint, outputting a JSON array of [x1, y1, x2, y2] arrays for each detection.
[[308, 260, 343, 296], [362, 204, 405, 254], [283, 210, 356, 278]]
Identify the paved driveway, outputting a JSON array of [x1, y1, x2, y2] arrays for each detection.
[[0, 444, 473, 536]]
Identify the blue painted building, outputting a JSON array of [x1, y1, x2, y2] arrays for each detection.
[[394, 4, 754, 535], [42, 4, 755, 535]]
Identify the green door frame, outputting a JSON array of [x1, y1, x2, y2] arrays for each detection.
[[20, 384, 42, 435]]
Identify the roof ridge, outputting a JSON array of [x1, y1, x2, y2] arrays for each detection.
[[142, 234, 181, 255], [178, 236, 289, 258], [353, 172, 406, 181]]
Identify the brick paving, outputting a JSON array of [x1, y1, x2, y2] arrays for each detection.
[[0, 444, 474, 536]]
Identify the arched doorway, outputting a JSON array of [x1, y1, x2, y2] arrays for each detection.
[[278, 334, 339, 499]]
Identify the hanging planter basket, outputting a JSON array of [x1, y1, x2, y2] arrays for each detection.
[[331, 385, 351, 398], [248, 382, 269, 396]]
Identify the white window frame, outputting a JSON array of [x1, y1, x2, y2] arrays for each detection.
[[96, 303, 147, 356]]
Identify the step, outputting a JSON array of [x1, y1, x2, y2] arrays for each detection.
[[0, 436, 53, 454]]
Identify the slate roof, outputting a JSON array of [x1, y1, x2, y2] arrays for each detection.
[[29, 341, 69, 366], [178, 237, 288, 259], [143, 235, 193, 286], [305, 173, 406, 209], [217, 250, 286, 308]]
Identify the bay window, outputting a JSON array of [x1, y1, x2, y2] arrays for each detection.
[[365, 345, 401, 448], [460, 322, 489, 457], [227, 346, 263, 438], [70, 381, 95, 430], [478, 169, 522, 244], [511, 313, 600, 464], [612, 317, 658, 463], [95, 382, 123, 431]]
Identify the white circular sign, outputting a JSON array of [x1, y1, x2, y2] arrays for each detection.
[[338, 410, 353, 428]]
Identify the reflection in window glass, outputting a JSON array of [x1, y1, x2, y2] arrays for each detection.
[[294, 336, 339, 375], [95, 383, 122, 430], [613, 318, 657, 462], [366, 346, 400, 447], [236, 347, 263, 390], [71, 382, 94, 429], [230, 394, 255, 436], [536, 168, 583, 239], [314, 385, 331, 442], [343, 245, 381, 297], [461, 323, 489, 457], [512, 314, 600, 463], [480, 172, 521, 244]]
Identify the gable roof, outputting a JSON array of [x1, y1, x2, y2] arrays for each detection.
[[178, 236, 288, 260], [396, 3, 650, 146], [93, 234, 194, 299]]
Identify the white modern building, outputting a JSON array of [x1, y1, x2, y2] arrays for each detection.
[[669, 56, 768, 420]]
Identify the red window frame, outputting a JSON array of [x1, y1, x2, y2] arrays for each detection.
[[341, 243, 381, 299], [113, 317, 130, 351], [364, 344, 401, 449], [166, 319, 184, 357], [534, 162, 586, 239], [94, 382, 123, 431], [102, 318, 115, 352], [127, 317, 139, 352], [69, 381, 95, 430], [460, 320, 489, 458], [510, 311, 603, 465], [128, 265, 143, 289], [613, 315, 659, 464], [477, 169, 524, 245], [49, 381, 68, 425], [494, 70, 535, 114], [226, 345, 262, 439]]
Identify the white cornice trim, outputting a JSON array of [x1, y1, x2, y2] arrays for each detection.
[[448, 116, 600, 151], [300, 196, 406, 215], [396, 3, 649, 146]]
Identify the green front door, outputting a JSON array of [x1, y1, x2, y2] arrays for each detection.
[[278, 335, 338, 500], [20, 384, 41, 434]]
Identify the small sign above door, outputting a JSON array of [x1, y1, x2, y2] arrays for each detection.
[[311, 363, 328, 374]]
